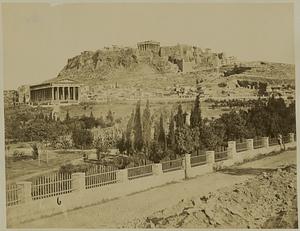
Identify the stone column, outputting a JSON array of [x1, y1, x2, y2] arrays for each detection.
[[67, 87, 70, 100], [116, 169, 128, 183], [152, 163, 163, 175], [289, 133, 295, 143], [71, 172, 85, 192], [52, 87, 54, 101], [58, 87, 61, 100], [16, 181, 32, 203], [74, 87, 78, 100], [62, 86, 65, 100], [77, 87, 80, 101], [56, 87, 59, 100], [262, 137, 269, 148], [206, 151, 215, 164], [246, 139, 254, 151], [73, 87, 76, 100]]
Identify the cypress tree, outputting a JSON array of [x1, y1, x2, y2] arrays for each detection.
[[133, 100, 143, 151], [65, 110, 70, 121], [168, 111, 175, 144], [142, 100, 152, 155], [158, 113, 167, 150], [126, 110, 135, 154], [175, 104, 184, 129], [190, 94, 202, 128]]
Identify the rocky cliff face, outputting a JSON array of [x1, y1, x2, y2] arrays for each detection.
[[56, 48, 178, 84], [57, 48, 139, 82]]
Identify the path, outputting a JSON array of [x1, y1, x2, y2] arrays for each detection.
[[12, 150, 296, 228]]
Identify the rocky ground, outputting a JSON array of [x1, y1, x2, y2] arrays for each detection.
[[125, 165, 298, 229]]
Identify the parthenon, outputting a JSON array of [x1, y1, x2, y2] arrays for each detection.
[[137, 40, 160, 52], [29, 79, 81, 105]]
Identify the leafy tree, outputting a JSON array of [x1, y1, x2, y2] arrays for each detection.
[[106, 110, 114, 126], [258, 82, 268, 96], [149, 140, 166, 163], [90, 111, 94, 119], [200, 123, 224, 150], [116, 132, 127, 154], [96, 116, 106, 128], [218, 110, 249, 141], [174, 126, 193, 155], [31, 143, 39, 160], [72, 128, 94, 149], [95, 138, 109, 160]]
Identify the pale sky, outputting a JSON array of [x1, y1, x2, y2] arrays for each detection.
[[1, 3, 295, 89]]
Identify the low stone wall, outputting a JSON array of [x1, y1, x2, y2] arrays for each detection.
[[6, 135, 297, 226], [189, 164, 214, 178]]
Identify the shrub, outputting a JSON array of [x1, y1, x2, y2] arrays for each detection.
[[114, 155, 130, 169], [59, 163, 91, 174], [218, 82, 227, 88], [72, 129, 94, 149], [31, 143, 39, 160], [12, 150, 26, 161]]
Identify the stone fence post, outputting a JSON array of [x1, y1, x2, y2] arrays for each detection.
[[116, 169, 128, 183], [184, 154, 192, 179], [227, 141, 237, 160], [206, 151, 215, 164], [152, 163, 163, 176], [246, 139, 254, 151], [289, 133, 295, 143], [71, 172, 86, 192], [16, 181, 32, 204], [262, 137, 269, 148]]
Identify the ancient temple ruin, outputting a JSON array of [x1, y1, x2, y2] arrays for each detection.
[[29, 79, 81, 105]]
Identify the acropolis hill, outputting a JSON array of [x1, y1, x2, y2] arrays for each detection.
[[54, 41, 237, 84], [13, 41, 295, 106]]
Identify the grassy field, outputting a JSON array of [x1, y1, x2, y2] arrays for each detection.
[[5, 144, 95, 183]]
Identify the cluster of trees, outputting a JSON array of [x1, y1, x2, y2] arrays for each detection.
[[5, 105, 118, 150], [236, 80, 268, 96], [223, 65, 251, 77], [206, 98, 268, 109], [117, 96, 296, 164]]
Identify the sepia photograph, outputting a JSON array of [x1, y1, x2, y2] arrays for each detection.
[[0, 1, 298, 229]]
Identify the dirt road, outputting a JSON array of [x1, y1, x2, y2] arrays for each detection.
[[13, 150, 297, 228]]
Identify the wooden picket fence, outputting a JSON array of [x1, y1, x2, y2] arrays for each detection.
[[253, 138, 264, 149], [214, 146, 228, 162], [190, 154, 207, 167], [6, 184, 22, 207], [31, 172, 72, 200], [161, 158, 183, 172], [236, 141, 248, 152], [85, 170, 117, 189], [127, 164, 153, 180], [269, 137, 278, 146]]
